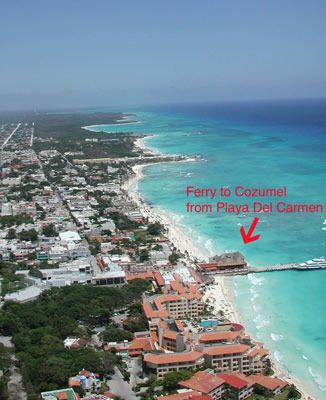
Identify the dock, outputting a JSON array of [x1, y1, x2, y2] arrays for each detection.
[[248, 263, 299, 273]]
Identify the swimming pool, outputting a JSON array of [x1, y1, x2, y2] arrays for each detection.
[[199, 320, 218, 328]]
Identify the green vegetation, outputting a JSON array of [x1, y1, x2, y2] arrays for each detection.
[[0, 260, 26, 296], [109, 212, 139, 230], [169, 251, 180, 265], [162, 369, 195, 390], [42, 223, 57, 237], [18, 229, 38, 242], [0, 345, 12, 398], [101, 324, 133, 342], [31, 112, 139, 160], [0, 280, 149, 396], [0, 215, 34, 228], [147, 222, 163, 236], [139, 249, 149, 262]]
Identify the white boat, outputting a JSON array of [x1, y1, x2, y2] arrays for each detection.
[[295, 257, 326, 270]]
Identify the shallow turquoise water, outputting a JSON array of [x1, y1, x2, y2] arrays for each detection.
[[92, 101, 326, 398]]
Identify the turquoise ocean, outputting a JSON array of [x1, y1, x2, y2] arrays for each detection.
[[90, 100, 326, 398]]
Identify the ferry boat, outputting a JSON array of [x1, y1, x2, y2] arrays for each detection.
[[295, 257, 326, 270]]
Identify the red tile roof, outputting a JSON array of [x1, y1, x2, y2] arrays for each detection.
[[57, 393, 68, 400], [125, 272, 154, 281], [217, 373, 253, 390], [247, 347, 269, 358], [179, 371, 225, 394], [128, 337, 154, 352], [204, 344, 249, 356], [199, 331, 241, 343], [153, 271, 165, 286], [248, 375, 288, 391], [144, 351, 203, 365], [142, 301, 168, 319]]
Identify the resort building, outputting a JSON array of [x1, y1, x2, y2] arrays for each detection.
[[179, 371, 288, 400], [179, 371, 226, 400], [203, 344, 268, 374], [143, 351, 204, 378], [198, 323, 244, 346], [158, 319, 188, 352], [143, 292, 203, 324]]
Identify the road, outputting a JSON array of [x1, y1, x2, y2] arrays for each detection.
[[107, 366, 139, 400], [1, 123, 21, 150]]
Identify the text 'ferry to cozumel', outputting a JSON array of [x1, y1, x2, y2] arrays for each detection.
[[295, 256, 326, 270]]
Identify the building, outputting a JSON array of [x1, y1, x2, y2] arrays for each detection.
[[158, 319, 188, 352], [198, 252, 248, 275], [92, 257, 126, 287], [143, 291, 204, 327], [144, 351, 204, 378], [248, 374, 288, 396], [179, 371, 225, 400], [179, 371, 288, 400], [41, 388, 79, 400], [203, 344, 268, 374], [217, 373, 254, 400]]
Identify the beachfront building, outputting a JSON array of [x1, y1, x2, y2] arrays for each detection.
[[143, 351, 204, 378], [198, 323, 244, 347], [178, 371, 288, 400], [203, 343, 268, 374], [198, 252, 248, 275], [178, 371, 226, 400]]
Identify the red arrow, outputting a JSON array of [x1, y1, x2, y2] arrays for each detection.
[[240, 217, 260, 244]]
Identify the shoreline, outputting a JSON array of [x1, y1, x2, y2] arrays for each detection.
[[81, 120, 141, 131], [123, 134, 314, 400]]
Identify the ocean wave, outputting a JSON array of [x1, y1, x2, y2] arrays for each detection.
[[274, 350, 284, 363], [251, 293, 259, 302], [253, 303, 260, 313], [253, 314, 270, 330], [171, 213, 184, 223], [248, 275, 265, 286], [249, 287, 259, 302], [308, 367, 326, 391], [270, 333, 284, 342], [204, 239, 215, 256]]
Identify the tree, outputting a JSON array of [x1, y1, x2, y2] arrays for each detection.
[[6, 228, 16, 239], [42, 223, 57, 237], [162, 370, 194, 390], [288, 384, 301, 399], [169, 251, 180, 265], [139, 249, 149, 262], [101, 325, 133, 343], [147, 222, 162, 236], [18, 229, 38, 242]]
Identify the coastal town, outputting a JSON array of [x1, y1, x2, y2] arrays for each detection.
[[0, 113, 304, 400]]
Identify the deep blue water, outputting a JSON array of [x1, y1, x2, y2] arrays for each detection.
[[90, 99, 326, 398]]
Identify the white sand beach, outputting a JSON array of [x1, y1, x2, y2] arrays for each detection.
[[123, 136, 314, 400]]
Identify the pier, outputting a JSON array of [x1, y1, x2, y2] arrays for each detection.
[[248, 263, 299, 273]]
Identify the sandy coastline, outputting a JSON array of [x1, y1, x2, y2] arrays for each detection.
[[124, 135, 313, 400], [81, 120, 141, 131]]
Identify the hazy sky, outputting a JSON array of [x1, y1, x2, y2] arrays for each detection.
[[1, 0, 326, 110]]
